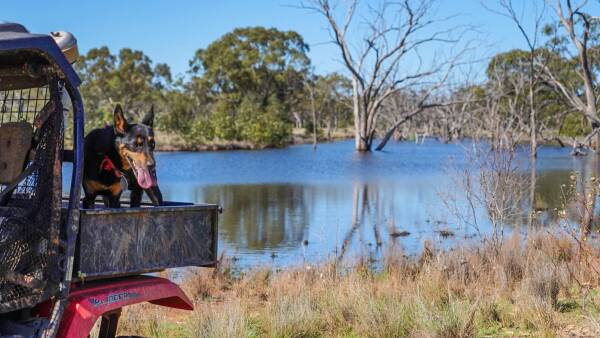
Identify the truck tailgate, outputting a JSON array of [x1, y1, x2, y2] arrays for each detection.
[[73, 202, 218, 280]]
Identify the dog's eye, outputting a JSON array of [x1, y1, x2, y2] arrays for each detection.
[[149, 139, 155, 149]]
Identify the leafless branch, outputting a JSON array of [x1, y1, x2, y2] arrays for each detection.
[[301, 0, 469, 151]]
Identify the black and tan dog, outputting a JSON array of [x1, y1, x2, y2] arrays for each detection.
[[82, 104, 163, 209]]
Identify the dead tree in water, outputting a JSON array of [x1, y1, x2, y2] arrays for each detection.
[[374, 67, 458, 150], [377, 80, 479, 145], [538, 0, 599, 154], [304, 0, 465, 151], [486, 0, 546, 158], [431, 84, 478, 143], [304, 78, 319, 150], [478, 65, 530, 151]]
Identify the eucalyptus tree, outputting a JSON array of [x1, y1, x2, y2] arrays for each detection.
[[316, 73, 353, 139], [188, 27, 311, 146], [76, 47, 171, 129]]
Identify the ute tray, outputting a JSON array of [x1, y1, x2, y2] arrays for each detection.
[[65, 201, 218, 281]]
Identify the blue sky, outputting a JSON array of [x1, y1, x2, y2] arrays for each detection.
[[2, 1, 593, 79]]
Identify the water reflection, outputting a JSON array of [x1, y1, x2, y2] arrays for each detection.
[[533, 154, 600, 230], [534, 170, 571, 211], [189, 178, 462, 267], [200, 184, 309, 250], [338, 182, 393, 263]]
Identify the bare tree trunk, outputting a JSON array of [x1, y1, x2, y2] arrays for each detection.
[[352, 79, 370, 151], [309, 85, 318, 150], [581, 155, 598, 235], [528, 156, 537, 228], [375, 108, 422, 151], [529, 79, 537, 157], [376, 126, 398, 151]]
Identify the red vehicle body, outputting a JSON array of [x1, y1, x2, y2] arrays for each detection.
[[35, 276, 193, 338]]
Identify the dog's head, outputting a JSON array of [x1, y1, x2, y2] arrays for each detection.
[[113, 104, 158, 189]]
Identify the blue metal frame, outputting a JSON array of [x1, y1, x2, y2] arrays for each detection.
[[0, 23, 81, 87], [0, 23, 85, 336]]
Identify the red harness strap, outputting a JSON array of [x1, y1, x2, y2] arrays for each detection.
[[100, 155, 123, 178]]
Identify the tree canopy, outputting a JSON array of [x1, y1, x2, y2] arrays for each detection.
[[184, 27, 311, 146], [73, 9, 600, 152], [76, 47, 171, 130]]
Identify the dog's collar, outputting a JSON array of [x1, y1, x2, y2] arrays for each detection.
[[100, 155, 123, 178]]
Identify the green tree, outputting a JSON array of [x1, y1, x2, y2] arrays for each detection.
[[185, 26, 310, 146], [302, 73, 353, 141], [160, 76, 213, 138], [486, 48, 584, 138], [313, 73, 352, 138], [74, 28, 355, 149], [76, 47, 171, 129]]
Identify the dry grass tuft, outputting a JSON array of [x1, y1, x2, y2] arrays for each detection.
[[189, 302, 249, 338], [118, 230, 600, 337]]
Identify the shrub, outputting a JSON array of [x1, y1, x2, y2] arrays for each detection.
[[236, 96, 292, 147], [211, 107, 237, 141], [186, 117, 215, 144], [560, 113, 591, 138]]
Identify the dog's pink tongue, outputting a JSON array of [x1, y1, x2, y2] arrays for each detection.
[[136, 168, 153, 189]]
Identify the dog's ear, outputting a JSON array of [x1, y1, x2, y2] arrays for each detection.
[[141, 105, 155, 128], [113, 104, 128, 135]]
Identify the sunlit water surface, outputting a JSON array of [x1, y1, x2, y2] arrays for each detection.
[[64, 139, 599, 269]]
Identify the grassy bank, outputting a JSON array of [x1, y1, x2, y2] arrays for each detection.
[[155, 128, 355, 152], [116, 230, 600, 337]]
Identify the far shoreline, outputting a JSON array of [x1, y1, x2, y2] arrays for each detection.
[[155, 128, 355, 152], [155, 129, 580, 153]]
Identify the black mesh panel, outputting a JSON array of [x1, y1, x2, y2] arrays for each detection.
[[0, 78, 63, 313]]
